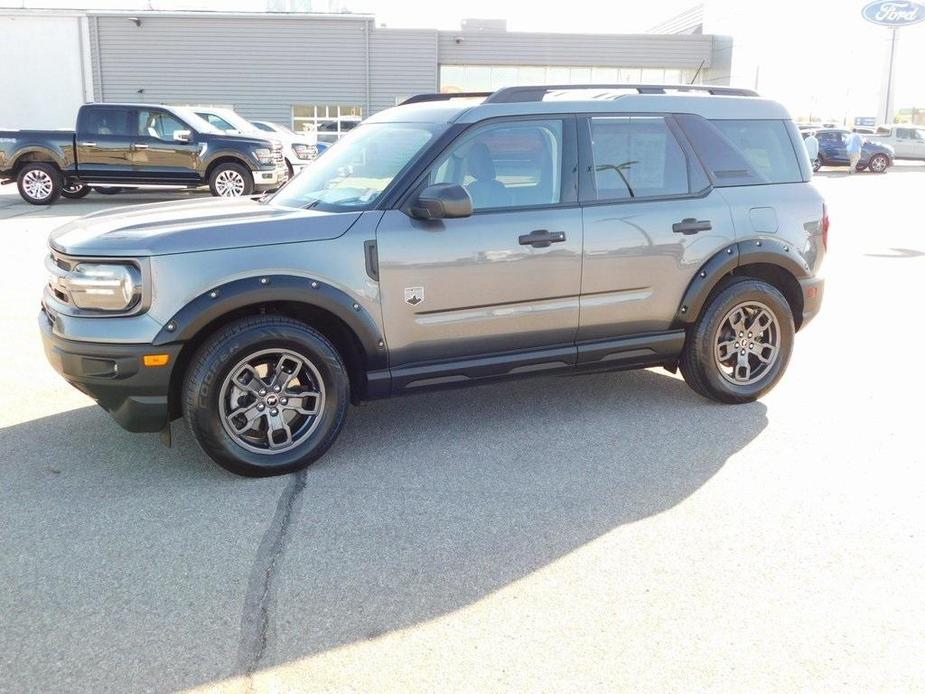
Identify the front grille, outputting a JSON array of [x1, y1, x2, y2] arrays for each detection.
[[272, 142, 284, 165]]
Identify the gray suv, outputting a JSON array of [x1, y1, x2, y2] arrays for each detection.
[[40, 85, 827, 477]]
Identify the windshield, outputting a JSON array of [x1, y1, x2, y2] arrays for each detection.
[[171, 107, 223, 135], [193, 108, 256, 133], [269, 122, 442, 211]]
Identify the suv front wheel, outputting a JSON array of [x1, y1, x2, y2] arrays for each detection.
[[680, 279, 795, 404], [182, 316, 349, 477]]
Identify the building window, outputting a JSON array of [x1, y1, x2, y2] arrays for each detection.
[[292, 105, 363, 144], [439, 65, 698, 92]]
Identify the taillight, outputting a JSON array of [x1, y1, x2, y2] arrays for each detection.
[[821, 202, 829, 251]]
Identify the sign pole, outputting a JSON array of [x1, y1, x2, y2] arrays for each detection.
[[881, 26, 898, 124]]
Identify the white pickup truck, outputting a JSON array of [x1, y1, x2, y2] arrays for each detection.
[[867, 125, 925, 162]]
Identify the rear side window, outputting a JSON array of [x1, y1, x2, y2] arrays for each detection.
[[79, 108, 133, 137], [587, 116, 690, 200], [677, 115, 802, 186]]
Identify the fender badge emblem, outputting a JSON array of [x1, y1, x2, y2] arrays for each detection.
[[404, 287, 424, 306]]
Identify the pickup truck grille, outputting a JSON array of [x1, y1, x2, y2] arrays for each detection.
[[272, 142, 284, 165]]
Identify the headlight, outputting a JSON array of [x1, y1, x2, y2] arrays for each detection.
[[253, 147, 273, 165], [67, 263, 141, 311], [292, 143, 316, 161]]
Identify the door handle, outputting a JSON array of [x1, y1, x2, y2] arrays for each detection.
[[78, 141, 97, 147], [132, 143, 149, 150], [518, 229, 567, 248], [672, 218, 712, 235]]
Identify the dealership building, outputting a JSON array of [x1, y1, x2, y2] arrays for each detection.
[[0, 7, 732, 132]]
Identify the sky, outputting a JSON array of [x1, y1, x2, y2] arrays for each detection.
[[9, 0, 925, 120]]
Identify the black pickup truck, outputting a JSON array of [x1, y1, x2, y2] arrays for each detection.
[[0, 103, 288, 205]]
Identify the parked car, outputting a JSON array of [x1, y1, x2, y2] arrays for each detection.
[[190, 107, 318, 177], [40, 84, 826, 477], [803, 128, 893, 173], [252, 120, 320, 173], [866, 125, 925, 162], [0, 103, 287, 205]]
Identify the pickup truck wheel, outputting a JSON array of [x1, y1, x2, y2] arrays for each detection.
[[209, 162, 254, 198], [868, 153, 889, 173], [61, 182, 91, 199], [680, 279, 794, 404], [17, 163, 61, 205], [811, 157, 822, 173], [182, 316, 349, 477]]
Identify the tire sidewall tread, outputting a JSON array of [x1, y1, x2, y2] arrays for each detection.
[[208, 162, 255, 198], [680, 278, 795, 404], [182, 316, 349, 477], [16, 163, 62, 205]]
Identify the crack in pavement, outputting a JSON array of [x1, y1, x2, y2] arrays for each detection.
[[237, 469, 308, 692]]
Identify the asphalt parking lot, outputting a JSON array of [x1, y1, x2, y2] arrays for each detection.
[[1, 168, 923, 693]]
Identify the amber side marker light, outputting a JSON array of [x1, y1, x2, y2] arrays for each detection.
[[143, 354, 170, 367]]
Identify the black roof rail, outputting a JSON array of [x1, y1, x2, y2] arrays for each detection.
[[483, 84, 759, 103], [400, 92, 493, 105]]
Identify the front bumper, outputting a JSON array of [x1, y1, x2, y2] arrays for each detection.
[[39, 309, 180, 432], [252, 165, 288, 189], [799, 276, 825, 329]]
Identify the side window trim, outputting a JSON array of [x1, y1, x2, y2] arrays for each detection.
[[577, 112, 708, 205], [392, 114, 579, 215]]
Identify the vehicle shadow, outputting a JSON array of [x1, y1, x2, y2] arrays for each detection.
[[0, 368, 767, 691]]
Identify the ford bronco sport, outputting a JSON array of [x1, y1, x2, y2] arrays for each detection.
[[40, 85, 826, 477]]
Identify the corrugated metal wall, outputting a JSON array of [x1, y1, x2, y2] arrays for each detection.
[[92, 14, 371, 124], [437, 31, 713, 69], [88, 13, 724, 125], [369, 28, 437, 112]]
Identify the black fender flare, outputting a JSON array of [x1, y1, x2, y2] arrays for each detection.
[[151, 274, 387, 370], [674, 237, 812, 326]]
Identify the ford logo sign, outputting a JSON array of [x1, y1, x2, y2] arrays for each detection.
[[862, 0, 925, 26]]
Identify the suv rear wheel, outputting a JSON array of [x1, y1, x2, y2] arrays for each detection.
[[680, 279, 794, 404], [17, 163, 62, 205], [182, 316, 349, 477]]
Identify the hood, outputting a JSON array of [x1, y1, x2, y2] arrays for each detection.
[[49, 197, 361, 257], [865, 140, 894, 154]]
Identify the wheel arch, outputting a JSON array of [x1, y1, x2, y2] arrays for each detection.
[[11, 147, 68, 174], [155, 275, 388, 418], [675, 238, 812, 331], [204, 154, 253, 181]]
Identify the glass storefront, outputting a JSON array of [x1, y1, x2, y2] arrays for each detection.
[[439, 65, 698, 93], [292, 104, 363, 143]]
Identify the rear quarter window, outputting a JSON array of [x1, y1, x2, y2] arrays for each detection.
[[676, 115, 803, 186]]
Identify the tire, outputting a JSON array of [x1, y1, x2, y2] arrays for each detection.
[[868, 153, 889, 173], [16, 162, 61, 205], [811, 157, 822, 173], [285, 158, 294, 179], [61, 182, 91, 199], [182, 315, 349, 477], [680, 279, 795, 404], [92, 186, 125, 195], [208, 162, 254, 198]]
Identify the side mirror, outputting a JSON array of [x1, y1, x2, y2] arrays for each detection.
[[409, 183, 473, 220], [173, 130, 192, 143]]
